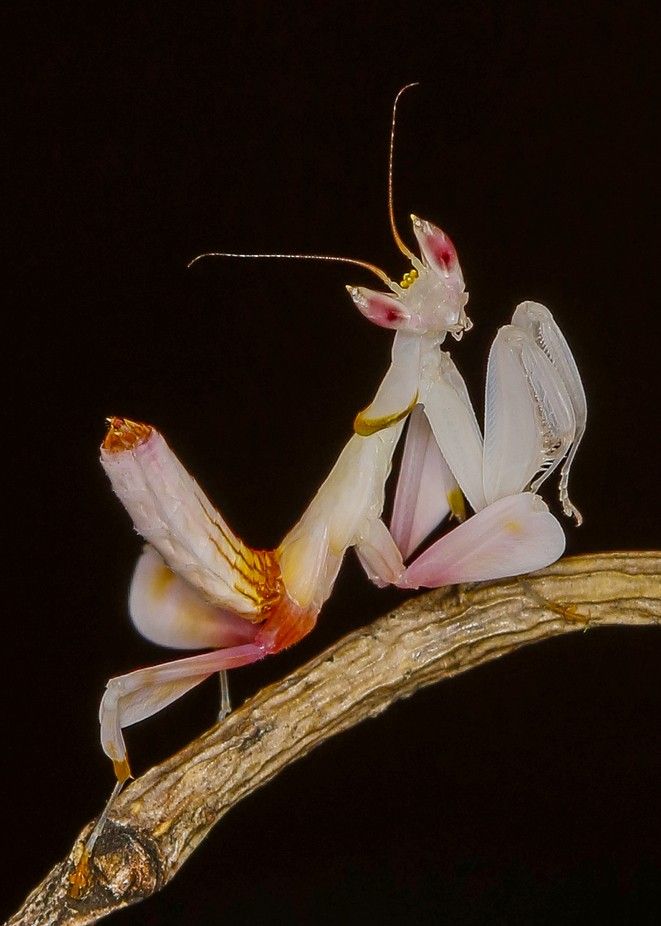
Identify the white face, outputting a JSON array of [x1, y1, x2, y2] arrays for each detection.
[[347, 216, 470, 340]]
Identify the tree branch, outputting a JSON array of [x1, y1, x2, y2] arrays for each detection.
[[7, 552, 660, 926]]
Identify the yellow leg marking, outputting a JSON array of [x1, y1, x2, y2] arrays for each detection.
[[353, 392, 418, 436], [447, 487, 466, 522]]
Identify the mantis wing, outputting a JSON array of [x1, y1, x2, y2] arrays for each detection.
[[390, 404, 464, 561]]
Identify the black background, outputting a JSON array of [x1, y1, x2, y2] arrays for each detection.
[[7, 2, 660, 923]]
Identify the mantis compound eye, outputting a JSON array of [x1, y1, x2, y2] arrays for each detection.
[[346, 285, 411, 330], [411, 215, 463, 281]]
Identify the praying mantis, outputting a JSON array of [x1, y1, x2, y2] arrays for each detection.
[[96, 86, 586, 793]]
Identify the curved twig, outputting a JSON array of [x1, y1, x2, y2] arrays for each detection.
[[7, 552, 660, 926]]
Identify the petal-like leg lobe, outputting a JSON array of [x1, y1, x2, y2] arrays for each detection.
[[400, 493, 565, 588]]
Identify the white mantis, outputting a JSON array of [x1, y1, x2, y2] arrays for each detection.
[[96, 86, 586, 791]]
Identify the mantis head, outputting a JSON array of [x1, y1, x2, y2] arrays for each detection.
[[347, 215, 471, 342]]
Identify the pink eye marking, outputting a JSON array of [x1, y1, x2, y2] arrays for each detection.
[[348, 286, 409, 330], [430, 236, 457, 271]]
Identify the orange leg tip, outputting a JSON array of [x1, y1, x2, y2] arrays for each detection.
[[113, 757, 133, 784], [68, 847, 92, 898]]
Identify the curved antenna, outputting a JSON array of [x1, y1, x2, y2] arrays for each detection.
[[388, 82, 419, 261], [187, 250, 392, 286]]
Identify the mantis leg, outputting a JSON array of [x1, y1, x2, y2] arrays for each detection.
[[353, 330, 421, 436], [81, 778, 127, 862], [355, 517, 404, 587], [99, 643, 267, 780], [400, 492, 565, 589], [390, 404, 465, 561], [483, 323, 576, 510], [420, 350, 487, 513], [101, 419, 278, 615], [511, 301, 587, 523], [218, 670, 231, 722], [80, 642, 264, 877], [129, 544, 259, 650]]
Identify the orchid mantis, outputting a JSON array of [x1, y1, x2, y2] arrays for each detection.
[[68, 91, 588, 893], [95, 85, 586, 792]]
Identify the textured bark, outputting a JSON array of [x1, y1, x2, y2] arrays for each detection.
[[7, 552, 660, 926]]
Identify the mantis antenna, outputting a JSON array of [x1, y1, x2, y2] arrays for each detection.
[[388, 82, 419, 261], [188, 85, 422, 284], [187, 250, 392, 286]]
